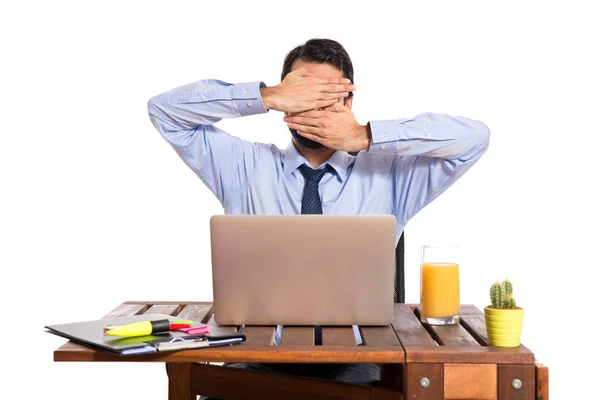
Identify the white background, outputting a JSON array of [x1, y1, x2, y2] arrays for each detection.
[[1, 1, 598, 399]]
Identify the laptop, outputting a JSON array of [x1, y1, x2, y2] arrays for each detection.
[[210, 214, 396, 326]]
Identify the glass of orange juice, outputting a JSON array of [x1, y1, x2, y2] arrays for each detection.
[[420, 244, 460, 325]]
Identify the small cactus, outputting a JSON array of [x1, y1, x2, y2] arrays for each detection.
[[489, 279, 517, 309], [502, 279, 513, 296], [490, 281, 502, 308], [504, 294, 516, 309]]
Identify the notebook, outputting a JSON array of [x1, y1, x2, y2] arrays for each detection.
[[45, 313, 246, 355]]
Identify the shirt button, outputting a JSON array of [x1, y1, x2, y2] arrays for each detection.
[[425, 132, 432, 138], [247, 102, 253, 107], [380, 144, 385, 150], [201, 94, 206, 99], [382, 133, 388, 139], [244, 89, 249, 96]]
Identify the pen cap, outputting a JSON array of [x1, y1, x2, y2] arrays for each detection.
[[151, 319, 171, 333]]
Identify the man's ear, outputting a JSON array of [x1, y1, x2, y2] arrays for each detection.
[[344, 96, 353, 110]]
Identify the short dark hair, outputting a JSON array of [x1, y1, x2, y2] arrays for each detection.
[[281, 38, 354, 98]]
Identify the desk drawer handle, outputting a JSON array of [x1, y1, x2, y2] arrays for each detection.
[[512, 379, 522, 389], [420, 377, 430, 388]]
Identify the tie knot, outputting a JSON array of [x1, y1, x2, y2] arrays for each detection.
[[298, 164, 332, 183]]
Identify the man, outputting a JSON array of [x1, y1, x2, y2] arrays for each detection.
[[148, 38, 489, 389]]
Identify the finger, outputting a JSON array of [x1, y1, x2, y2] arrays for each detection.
[[318, 92, 349, 101], [317, 83, 355, 93], [284, 116, 322, 127], [315, 99, 340, 109], [314, 77, 352, 85], [287, 123, 321, 136], [291, 67, 313, 77], [325, 102, 347, 112]]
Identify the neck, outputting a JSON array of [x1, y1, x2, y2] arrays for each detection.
[[293, 140, 336, 168]]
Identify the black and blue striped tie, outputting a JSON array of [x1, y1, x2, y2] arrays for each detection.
[[298, 163, 332, 345], [298, 164, 332, 215]]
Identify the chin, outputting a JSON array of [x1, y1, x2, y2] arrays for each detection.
[[290, 129, 325, 150]]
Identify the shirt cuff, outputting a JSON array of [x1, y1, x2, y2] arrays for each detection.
[[368, 119, 400, 153], [233, 81, 268, 117]]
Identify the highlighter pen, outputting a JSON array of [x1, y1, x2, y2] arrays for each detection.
[[103, 322, 191, 333], [104, 319, 171, 337]]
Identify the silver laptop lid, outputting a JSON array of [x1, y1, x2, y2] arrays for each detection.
[[210, 215, 396, 326]]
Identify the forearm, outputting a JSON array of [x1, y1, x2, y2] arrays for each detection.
[[147, 79, 266, 203], [387, 113, 490, 224], [147, 79, 267, 142], [367, 112, 490, 162]]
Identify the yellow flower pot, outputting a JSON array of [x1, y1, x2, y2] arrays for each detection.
[[484, 307, 524, 347]]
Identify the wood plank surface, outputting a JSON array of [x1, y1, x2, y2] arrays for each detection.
[[322, 327, 357, 346], [415, 307, 480, 346], [190, 362, 372, 400], [280, 326, 315, 346], [241, 326, 276, 346], [498, 364, 535, 399], [175, 304, 213, 323], [57, 302, 540, 368], [444, 364, 497, 399], [167, 363, 194, 400], [102, 303, 149, 318], [145, 304, 184, 315], [404, 363, 443, 399], [459, 309, 489, 345], [54, 344, 404, 363], [360, 326, 401, 347], [404, 345, 534, 364], [535, 361, 549, 400], [391, 304, 437, 347], [460, 304, 484, 315], [123, 300, 210, 305]]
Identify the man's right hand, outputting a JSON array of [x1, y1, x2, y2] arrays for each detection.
[[260, 68, 355, 113]]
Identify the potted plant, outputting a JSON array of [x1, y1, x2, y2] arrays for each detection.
[[484, 279, 524, 347]]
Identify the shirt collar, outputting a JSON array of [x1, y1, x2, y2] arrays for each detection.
[[283, 141, 349, 182]]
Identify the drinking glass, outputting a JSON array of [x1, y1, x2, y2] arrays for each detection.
[[420, 244, 460, 325]]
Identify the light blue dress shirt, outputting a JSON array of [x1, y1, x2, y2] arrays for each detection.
[[148, 80, 490, 243]]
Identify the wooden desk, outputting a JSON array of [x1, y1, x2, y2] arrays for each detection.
[[54, 301, 548, 399]]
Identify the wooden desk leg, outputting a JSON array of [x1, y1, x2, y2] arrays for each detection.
[[403, 363, 443, 399], [498, 364, 535, 400], [373, 364, 403, 400], [166, 362, 194, 400], [536, 362, 549, 400]]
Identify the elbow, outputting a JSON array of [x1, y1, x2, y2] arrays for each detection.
[[147, 95, 169, 134], [146, 95, 172, 140], [458, 120, 490, 162], [147, 95, 160, 121], [473, 120, 491, 153]]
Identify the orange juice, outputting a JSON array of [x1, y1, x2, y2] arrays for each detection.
[[420, 262, 460, 318]]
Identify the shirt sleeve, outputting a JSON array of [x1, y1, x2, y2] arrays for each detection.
[[367, 112, 490, 224], [147, 79, 268, 205]]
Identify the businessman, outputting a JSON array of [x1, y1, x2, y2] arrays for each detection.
[[148, 38, 490, 390]]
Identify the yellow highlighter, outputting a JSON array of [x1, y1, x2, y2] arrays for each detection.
[[104, 319, 171, 337]]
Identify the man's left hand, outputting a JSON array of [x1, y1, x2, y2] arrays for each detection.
[[284, 103, 371, 152]]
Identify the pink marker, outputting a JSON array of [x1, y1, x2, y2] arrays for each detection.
[[178, 326, 210, 335]]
